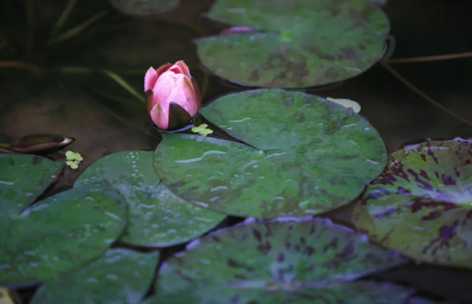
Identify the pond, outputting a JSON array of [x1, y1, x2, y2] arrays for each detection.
[[1, 0, 472, 303]]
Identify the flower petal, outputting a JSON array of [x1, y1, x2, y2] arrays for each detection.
[[149, 103, 169, 130], [144, 67, 158, 92], [169, 60, 191, 77]]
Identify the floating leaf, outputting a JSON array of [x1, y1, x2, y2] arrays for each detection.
[[110, 0, 179, 16], [0, 186, 127, 286], [146, 218, 413, 303], [8, 134, 74, 154], [351, 138, 472, 269], [31, 249, 158, 304], [155, 89, 386, 218], [0, 154, 63, 217], [196, 0, 390, 88], [76, 151, 225, 247]]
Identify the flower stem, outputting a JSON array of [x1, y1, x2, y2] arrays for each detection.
[[51, 0, 78, 35], [381, 62, 472, 127], [0, 60, 41, 74], [388, 51, 472, 64], [48, 10, 108, 46]]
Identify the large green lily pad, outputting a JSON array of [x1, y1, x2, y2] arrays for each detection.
[[76, 151, 225, 247], [0, 154, 62, 217], [32, 249, 158, 304], [147, 218, 413, 303], [0, 186, 127, 286], [155, 89, 386, 218], [196, 0, 390, 88], [351, 138, 472, 268], [110, 0, 179, 15]]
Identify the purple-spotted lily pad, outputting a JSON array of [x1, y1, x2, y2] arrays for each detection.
[[154, 89, 387, 218], [110, 0, 179, 15], [351, 138, 472, 268], [145, 218, 418, 303], [196, 0, 390, 88]]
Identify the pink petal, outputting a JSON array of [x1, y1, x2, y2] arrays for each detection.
[[152, 70, 178, 108], [149, 103, 169, 130], [144, 67, 158, 92], [169, 60, 191, 77], [166, 74, 199, 117]]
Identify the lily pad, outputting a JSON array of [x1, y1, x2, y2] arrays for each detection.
[[110, 0, 179, 15], [32, 249, 158, 304], [196, 0, 390, 88], [0, 154, 63, 217], [0, 186, 127, 286], [76, 151, 225, 247], [147, 218, 412, 303], [154, 89, 386, 218], [351, 138, 472, 269]]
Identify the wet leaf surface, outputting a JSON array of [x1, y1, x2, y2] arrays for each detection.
[[31, 249, 158, 304], [76, 151, 225, 247], [196, 0, 389, 88], [155, 89, 387, 218], [0, 186, 127, 286], [0, 154, 63, 217], [147, 218, 413, 303], [110, 0, 179, 16], [351, 138, 472, 268]]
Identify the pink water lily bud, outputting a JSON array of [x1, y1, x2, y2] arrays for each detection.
[[145, 60, 201, 130]]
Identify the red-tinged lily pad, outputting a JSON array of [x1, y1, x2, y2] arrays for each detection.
[[145, 218, 420, 303], [154, 89, 387, 218], [31, 249, 158, 304], [196, 0, 390, 88], [351, 138, 472, 269]]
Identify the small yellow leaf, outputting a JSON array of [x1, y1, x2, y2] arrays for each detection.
[[65, 150, 83, 170], [0, 288, 15, 304], [191, 124, 214, 137]]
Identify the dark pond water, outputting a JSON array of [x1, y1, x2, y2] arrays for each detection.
[[1, 0, 472, 302]]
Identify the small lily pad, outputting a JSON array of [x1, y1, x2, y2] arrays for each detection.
[[147, 218, 412, 303], [154, 89, 386, 218], [0, 154, 63, 217], [75, 151, 225, 247], [196, 0, 390, 88], [31, 249, 159, 304], [351, 138, 472, 269], [0, 186, 127, 286], [110, 0, 179, 15]]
